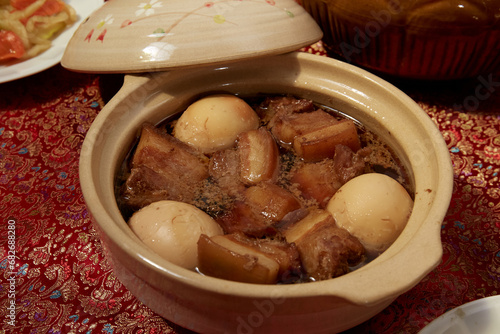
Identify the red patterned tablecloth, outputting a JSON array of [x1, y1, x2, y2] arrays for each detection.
[[1, 42, 499, 333]]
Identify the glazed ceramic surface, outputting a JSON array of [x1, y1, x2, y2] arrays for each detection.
[[62, 0, 323, 73], [302, 0, 500, 79], [79, 52, 453, 333]]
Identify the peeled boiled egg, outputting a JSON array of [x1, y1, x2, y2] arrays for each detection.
[[173, 94, 259, 153], [326, 173, 413, 255], [129, 200, 223, 269]]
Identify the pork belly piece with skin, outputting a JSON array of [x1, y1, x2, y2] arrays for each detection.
[[263, 96, 361, 161], [197, 232, 303, 284], [215, 201, 278, 238], [233, 233, 303, 283], [122, 165, 171, 209], [238, 127, 280, 186], [283, 209, 365, 281], [208, 148, 246, 198], [290, 145, 367, 208], [269, 108, 340, 147], [255, 95, 316, 125], [208, 127, 280, 197], [197, 234, 279, 284], [290, 159, 339, 209], [245, 182, 302, 223], [215, 182, 302, 237], [333, 145, 371, 185], [293, 119, 361, 162], [123, 123, 209, 208]]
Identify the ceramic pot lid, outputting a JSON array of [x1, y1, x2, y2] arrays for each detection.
[[61, 0, 323, 73]]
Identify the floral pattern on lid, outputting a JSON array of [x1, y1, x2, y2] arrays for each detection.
[[61, 0, 323, 73]]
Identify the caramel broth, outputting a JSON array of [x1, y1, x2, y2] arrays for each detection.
[[114, 94, 412, 282], [116, 94, 411, 220]]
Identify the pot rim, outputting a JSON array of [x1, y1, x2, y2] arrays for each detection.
[[80, 51, 453, 306]]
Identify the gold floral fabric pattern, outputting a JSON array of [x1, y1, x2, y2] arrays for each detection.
[[0, 68, 186, 334], [348, 73, 500, 333], [1, 45, 499, 333]]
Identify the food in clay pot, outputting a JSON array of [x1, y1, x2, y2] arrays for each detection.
[[128, 200, 223, 269], [116, 94, 414, 284], [173, 94, 260, 154], [327, 173, 414, 257]]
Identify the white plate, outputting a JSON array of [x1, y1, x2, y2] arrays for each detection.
[[0, 0, 104, 84], [419, 295, 500, 334]]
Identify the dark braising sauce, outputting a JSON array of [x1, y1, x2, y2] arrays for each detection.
[[114, 94, 413, 284]]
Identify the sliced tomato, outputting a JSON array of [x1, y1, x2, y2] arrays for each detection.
[[11, 0, 65, 16], [12, 0, 66, 25], [0, 30, 26, 61], [10, 0, 37, 10], [31, 0, 65, 17]]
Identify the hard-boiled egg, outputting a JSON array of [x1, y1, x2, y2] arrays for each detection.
[[173, 94, 259, 153], [326, 173, 413, 255], [129, 200, 223, 269]]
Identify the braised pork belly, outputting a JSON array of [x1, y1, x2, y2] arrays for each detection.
[[117, 95, 409, 283], [198, 232, 303, 284], [282, 209, 365, 280], [122, 124, 209, 209]]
